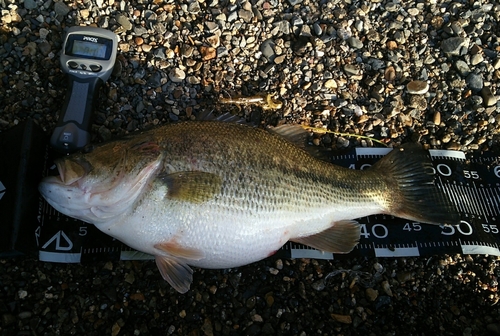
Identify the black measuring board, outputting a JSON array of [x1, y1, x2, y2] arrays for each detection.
[[36, 147, 500, 264]]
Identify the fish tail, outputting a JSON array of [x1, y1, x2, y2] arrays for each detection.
[[371, 143, 460, 226]]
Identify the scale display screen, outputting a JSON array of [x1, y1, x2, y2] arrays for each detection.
[[71, 40, 107, 58]]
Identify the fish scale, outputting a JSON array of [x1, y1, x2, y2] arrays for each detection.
[[39, 120, 459, 293]]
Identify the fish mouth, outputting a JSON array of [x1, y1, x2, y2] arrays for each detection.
[[55, 157, 92, 186], [39, 155, 164, 224]]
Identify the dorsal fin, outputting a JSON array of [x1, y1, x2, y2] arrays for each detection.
[[268, 124, 331, 162], [195, 110, 252, 125]]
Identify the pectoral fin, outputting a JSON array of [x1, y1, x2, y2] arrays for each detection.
[[291, 220, 360, 254], [155, 256, 193, 294], [159, 171, 222, 203]]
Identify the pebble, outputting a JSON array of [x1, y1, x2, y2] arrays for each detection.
[[168, 68, 186, 83], [434, 111, 441, 125], [466, 73, 484, 92], [481, 87, 497, 107], [407, 80, 429, 94], [455, 60, 471, 77], [365, 288, 379, 301], [441, 37, 469, 57], [344, 64, 360, 76], [347, 37, 363, 49]]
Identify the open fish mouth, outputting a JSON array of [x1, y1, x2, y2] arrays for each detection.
[[39, 155, 164, 223]]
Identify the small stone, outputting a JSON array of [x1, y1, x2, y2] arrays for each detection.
[[365, 288, 379, 301], [265, 293, 274, 307], [384, 66, 396, 81], [200, 46, 217, 60], [471, 53, 483, 65], [124, 272, 135, 284], [134, 37, 144, 45], [331, 314, 352, 324], [357, 115, 369, 123], [344, 64, 359, 76], [238, 9, 253, 23], [130, 293, 145, 301], [274, 55, 286, 64], [407, 80, 429, 94], [397, 271, 414, 283], [409, 95, 427, 110], [433, 111, 441, 125], [80, 9, 90, 19], [24, 0, 37, 10], [441, 37, 468, 57], [381, 281, 393, 297], [141, 44, 152, 52], [205, 21, 219, 33], [275, 259, 283, 270], [188, 0, 201, 14], [386, 40, 397, 50], [447, 142, 461, 150], [311, 279, 325, 291], [347, 37, 363, 49], [54, 2, 70, 16], [116, 14, 132, 31], [206, 35, 220, 48], [455, 60, 470, 77], [168, 68, 186, 83], [441, 134, 451, 143], [38, 42, 51, 56], [324, 79, 337, 89], [260, 39, 276, 62], [493, 59, 500, 70], [466, 73, 483, 92], [18, 290, 28, 299], [481, 87, 497, 107], [201, 318, 213, 336]]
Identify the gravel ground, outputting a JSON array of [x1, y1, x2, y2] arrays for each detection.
[[1, 0, 500, 335]]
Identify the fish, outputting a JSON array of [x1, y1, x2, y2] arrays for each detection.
[[39, 120, 460, 293]]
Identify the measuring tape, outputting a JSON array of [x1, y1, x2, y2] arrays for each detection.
[[36, 147, 500, 263]]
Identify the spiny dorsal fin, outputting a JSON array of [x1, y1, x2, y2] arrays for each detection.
[[268, 124, 331, 162], [195, 110, 254, 125], [159, 171, 222, 203], [291, 220, 360, 254]]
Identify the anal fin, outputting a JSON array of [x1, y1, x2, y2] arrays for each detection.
[[291, 220, 360, 254], [155, 256, 193, 294]]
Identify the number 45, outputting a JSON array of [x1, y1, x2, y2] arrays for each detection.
[[482, 224, 499, 233], [403, 223, 422, 231]]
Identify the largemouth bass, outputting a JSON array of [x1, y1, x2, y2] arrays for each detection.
[[39, 121, 459, 293]]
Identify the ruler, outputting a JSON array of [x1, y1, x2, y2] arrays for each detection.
[[36, 147, 500, 263]]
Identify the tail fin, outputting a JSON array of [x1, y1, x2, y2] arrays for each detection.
[[370, 143, 460, 226]]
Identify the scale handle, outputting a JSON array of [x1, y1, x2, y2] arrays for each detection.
[[50, 75, 103, 154]]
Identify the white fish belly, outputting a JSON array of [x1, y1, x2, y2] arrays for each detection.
[[98, 193, 382, 269]]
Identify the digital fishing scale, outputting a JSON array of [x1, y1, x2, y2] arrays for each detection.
[[50, 26, 118, 154]]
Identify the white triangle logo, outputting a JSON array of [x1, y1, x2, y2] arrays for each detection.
[[41, 231, 74, 251]]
